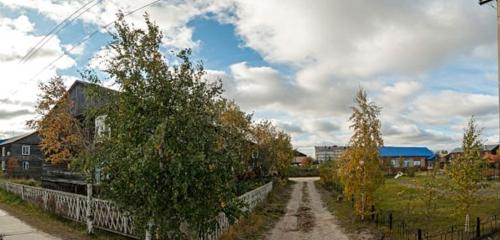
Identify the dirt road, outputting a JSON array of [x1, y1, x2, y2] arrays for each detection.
[[266, 177, 350, 240]]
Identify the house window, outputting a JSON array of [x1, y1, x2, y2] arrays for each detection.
[[414, 160, 421, 166], [22, 161, 29, 170], [391, 160, 399, 167], [95, 115, 110, 140], [21, 145, 30, 156], [404, 160, 411, 167]]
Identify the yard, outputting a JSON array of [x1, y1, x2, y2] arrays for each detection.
[[318, 172, 500, 236]]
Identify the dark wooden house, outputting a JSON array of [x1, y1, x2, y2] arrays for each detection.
[[0, 132, 44, 179], [41, 80, 113, 194]]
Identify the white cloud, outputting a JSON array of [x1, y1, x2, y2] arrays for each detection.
[[0, 15, 75, 138], [1, 0, 498, 152]]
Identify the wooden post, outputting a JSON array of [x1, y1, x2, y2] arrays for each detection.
[[43, 191, 48, 210], [145, 220, 154, 240], [389, 213, 393, 230], [21, 185, 24, 200], [418, 229, 422, 240], [476, 217, 481, 238], [86, 183, 94, 234], [371, 205, 375, 222], [451, 226, 454, 240]]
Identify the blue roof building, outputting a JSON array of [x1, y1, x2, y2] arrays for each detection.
[[379, 146, 436, 160], [379, 146, 436, 171]]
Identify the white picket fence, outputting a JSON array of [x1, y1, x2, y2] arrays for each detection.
[[0, 181, 273, 239]]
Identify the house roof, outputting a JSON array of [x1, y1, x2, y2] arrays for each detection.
[[0, 132, 37, 146], [450, 144, 499, 154], [294, 150, 307, 157], [379, 146, 435, 160]]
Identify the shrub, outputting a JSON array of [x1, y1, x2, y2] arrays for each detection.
[[286, 166, 319, 177], [319, 161, 338, 186]]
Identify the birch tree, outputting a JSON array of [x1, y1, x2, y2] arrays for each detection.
[[447, 117, 485, 232], [337, 88, 384, 219], [84, 14, 243, 238]]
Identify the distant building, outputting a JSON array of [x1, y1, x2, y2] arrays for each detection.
[[314, 145, 348, 163], [447, 144, 499, 162], [291, 150, 308, 166], [379, 146, 436, 173], [0, 132, 44, 179]]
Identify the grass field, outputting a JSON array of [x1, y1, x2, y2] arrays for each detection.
[[318, 173, 500, 235]]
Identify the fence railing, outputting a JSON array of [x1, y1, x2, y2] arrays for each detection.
[[0, 180, 273, 239], [370, 209, 500, 240]]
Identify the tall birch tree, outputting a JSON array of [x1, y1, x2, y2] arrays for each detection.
[[338, 88, 384, 219], [447, 117, 485, 232]]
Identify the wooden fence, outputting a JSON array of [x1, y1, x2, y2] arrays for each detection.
[[0, 181, 273, 239]]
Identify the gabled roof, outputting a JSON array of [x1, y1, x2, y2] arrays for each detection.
[[0, 132, 37, 146], [450, 144, 499, 154], [379, 146, 435, 160], [294, 150, 307, 157]]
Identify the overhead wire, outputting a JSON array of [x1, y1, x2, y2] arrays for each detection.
[[20, 0, 101, 63], [28, 0, 163, 83]]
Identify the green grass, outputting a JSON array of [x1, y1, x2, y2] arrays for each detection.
[[375, 177, 500, 232], [317, 175, 500, 236], [220, 180, 294, 240], [0, 188, 130, 239]]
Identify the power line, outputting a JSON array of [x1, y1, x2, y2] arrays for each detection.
[[28, 0, 163, 82], [20, 0, 101, 63]]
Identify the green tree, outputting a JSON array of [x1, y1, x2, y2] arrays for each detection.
[[218, 100, 255, 179], [85, 14, 242, 238], [447, 117, 485, 232], [337, 88, 384, 219], [252, 120, 293, 178]]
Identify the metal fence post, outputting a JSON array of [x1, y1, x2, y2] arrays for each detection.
[[418, 229, 422, 240], [476, 217, 480, 238], [21, 185, 24, 200]]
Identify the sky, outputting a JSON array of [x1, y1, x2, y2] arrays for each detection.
[[0, 0, 498, 157]]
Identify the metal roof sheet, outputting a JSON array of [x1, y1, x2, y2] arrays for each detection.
[[379, 146, 435, 160]]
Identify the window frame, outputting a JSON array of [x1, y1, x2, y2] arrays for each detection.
[[22, 161, 29, 170], [21, 145, 30, 156]]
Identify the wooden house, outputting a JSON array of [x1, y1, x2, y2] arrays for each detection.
[[41, 80, 114, 194], [0, 132, 44, 179]]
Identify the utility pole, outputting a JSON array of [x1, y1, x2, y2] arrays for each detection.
[[480, 0, 500, 145]]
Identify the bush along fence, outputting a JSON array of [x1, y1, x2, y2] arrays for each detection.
[[324, 182, 500, 240], [0, 180, 273, 239]]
